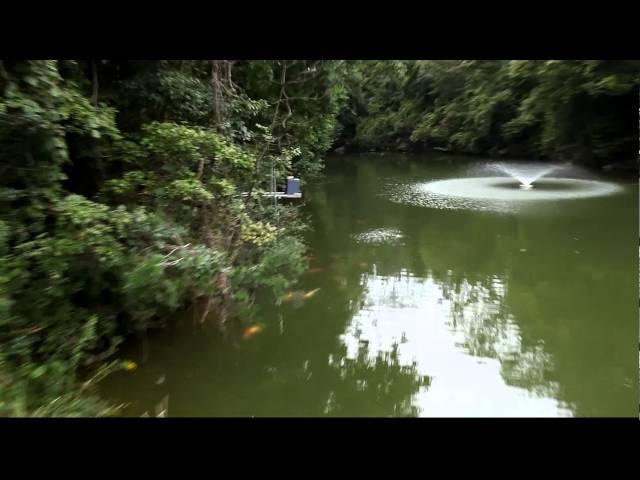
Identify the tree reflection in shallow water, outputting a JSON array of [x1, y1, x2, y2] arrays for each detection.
[[339, 268, 573, 416], [441, 278, 564, 402], [324, 342, 430, 417]]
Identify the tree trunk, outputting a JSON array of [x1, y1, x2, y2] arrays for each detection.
[[90, 60, 104, 184], [211, 60, 224, 130]]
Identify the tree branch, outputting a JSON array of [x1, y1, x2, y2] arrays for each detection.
[[244, 61, 289, 205]]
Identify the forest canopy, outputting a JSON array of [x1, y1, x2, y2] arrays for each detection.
[[335, 60, 639, 167]]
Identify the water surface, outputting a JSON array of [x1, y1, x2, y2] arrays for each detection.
[[102, 153, 639, 417]]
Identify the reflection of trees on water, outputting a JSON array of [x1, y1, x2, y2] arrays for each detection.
[[410, 201, 636, 416], [448, 283, 516, 360], [101, 262, 431, 417], [324, 342, 430, 417], [310, 158, 636, 416], [359, 269, 424, 310], [306, 170, 566, 412], [349, 264, 565, 405], [441, 277, 562, 400], [103, 338, 430, 417], [321, 176, 635, 415]]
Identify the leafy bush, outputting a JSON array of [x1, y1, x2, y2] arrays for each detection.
[[1, 59, 335, 416]]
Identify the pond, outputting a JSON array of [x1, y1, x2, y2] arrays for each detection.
[[101, 153, 639, 417]]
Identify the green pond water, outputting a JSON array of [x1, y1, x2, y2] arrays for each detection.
[[102, 153, 639, 417]]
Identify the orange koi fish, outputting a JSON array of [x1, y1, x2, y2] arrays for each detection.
[[242, 325, 264, 339]]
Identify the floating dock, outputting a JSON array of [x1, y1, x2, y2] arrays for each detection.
[[238, 192, 302, 199], [238, 176, 302, 200]]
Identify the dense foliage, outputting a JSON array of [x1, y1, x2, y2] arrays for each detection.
[[0, 60, 346, 415], [335, 60, 639, 167]]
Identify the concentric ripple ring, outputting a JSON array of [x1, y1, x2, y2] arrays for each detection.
[[419, 177, 621, 201]]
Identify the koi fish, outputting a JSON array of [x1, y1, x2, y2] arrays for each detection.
[[303, 288, 321, 299], [280, 291, 296, 304], [308, 267, 324, 273], [124, 361, 137, 371], [242, 324, 264, 339], [279, 288, 320, 306]]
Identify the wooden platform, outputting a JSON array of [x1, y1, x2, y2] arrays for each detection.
[[237, 192, 302, 199]]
